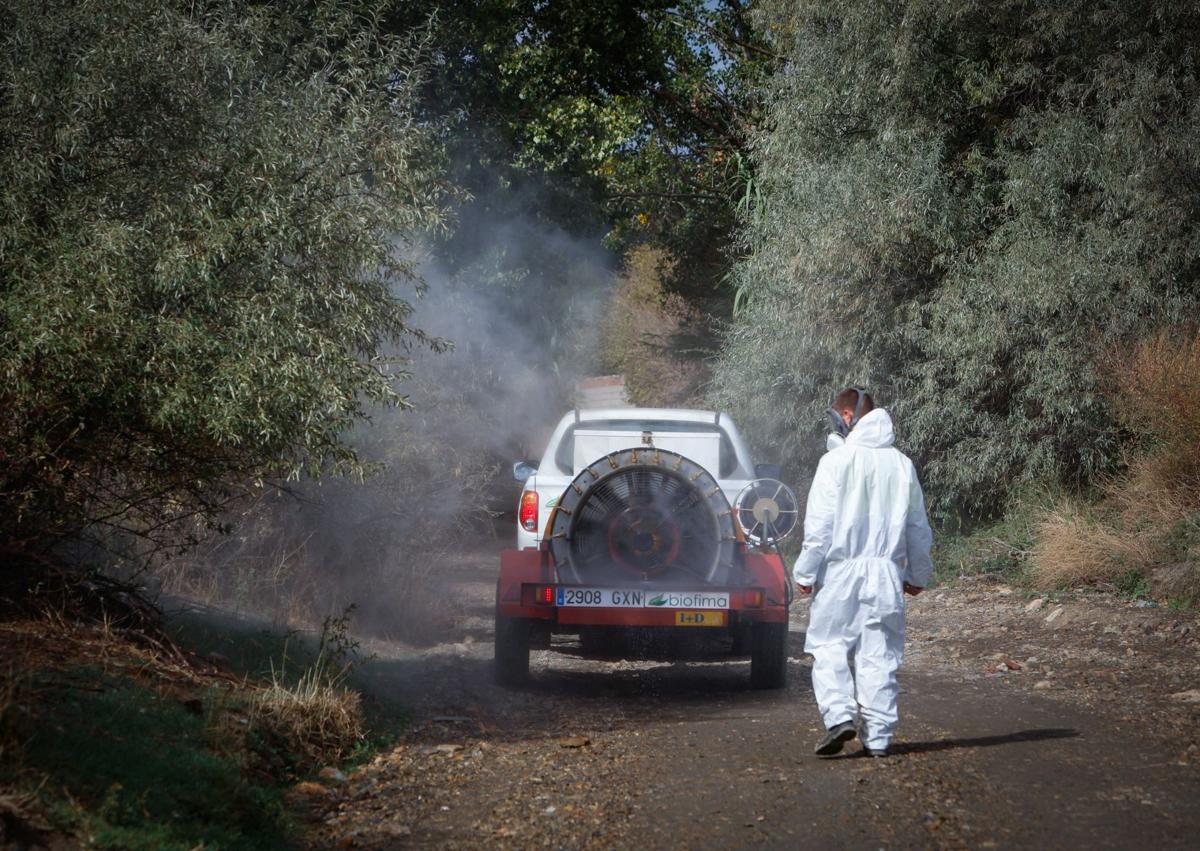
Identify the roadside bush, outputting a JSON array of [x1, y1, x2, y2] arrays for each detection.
[[1031, 329, 1200, 599], [929, 485, 1063, 585], [710, 0, 1200, 520], [0, 0, 450, 562]]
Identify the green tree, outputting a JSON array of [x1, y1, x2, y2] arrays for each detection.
[[711, 0, 1200, 520], [389, 0, 776, 305], [0, 0, 450, 557]]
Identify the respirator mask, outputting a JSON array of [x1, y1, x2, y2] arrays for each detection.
[[826, 387, 869, 438]]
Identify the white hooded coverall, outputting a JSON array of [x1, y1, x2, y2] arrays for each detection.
[[793, 408, 934, 750]]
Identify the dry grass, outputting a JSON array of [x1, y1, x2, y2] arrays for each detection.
[[1032, 328, 1200, 595], [251, 658, 364, 767], [1106, 454, 1200, 526], [248, 608, 366, 767], [156, 520, 319, 627], [1107, 327, 1200, 461], [18, 602, 368, 770], [161, 542, 455, 646], [0, 614, 228, 694], [1031, 506, 1154, 590], [0, 666, 22, 772], [0, 610, 303, 847]]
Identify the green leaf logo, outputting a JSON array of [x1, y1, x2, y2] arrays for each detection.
[[546, 496, 559, 508], [648, 594, 667, 606]]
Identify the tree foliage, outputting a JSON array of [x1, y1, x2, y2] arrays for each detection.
[[388, 0, 775, 303], [0, 0, 450, 556], [711, 0, 1200, 520]]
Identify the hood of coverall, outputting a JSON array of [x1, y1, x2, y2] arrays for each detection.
[[845, 407, 895, 448]]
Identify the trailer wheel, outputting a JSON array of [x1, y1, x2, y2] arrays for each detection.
[[750, 622, 788, 689], [494, 612, 530, 686]]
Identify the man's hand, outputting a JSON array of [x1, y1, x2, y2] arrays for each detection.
[[903, 582, 923, 596], [796, 584, 813, 596]]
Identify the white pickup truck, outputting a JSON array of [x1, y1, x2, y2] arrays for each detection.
[[512, 408, 775, 548]]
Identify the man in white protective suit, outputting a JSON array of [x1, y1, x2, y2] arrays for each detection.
[[794, 388, 934, 758]]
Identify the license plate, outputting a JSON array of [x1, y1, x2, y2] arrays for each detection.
[[557, 587, 652, 607], [555, 587, 731, 609], [675, 610, 726, 627]]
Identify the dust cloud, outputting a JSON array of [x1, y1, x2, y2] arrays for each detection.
[[162, 183, 618, 642]]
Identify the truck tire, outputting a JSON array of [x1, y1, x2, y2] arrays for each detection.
[[494, 612, 530, 686], [750, 622, 788, 689]]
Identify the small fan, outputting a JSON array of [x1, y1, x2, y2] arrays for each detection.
[[734, 479, 800, 547]]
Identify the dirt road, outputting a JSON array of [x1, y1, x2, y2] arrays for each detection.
[[299, 550, 1200, 849]]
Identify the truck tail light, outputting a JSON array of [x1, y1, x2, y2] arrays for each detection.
[[521, 584, 556, 606], [519, 490, 539, 532]]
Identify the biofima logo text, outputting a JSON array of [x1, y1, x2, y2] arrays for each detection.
[[647, 592, 729, 609]]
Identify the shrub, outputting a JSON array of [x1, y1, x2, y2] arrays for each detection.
[[1031, 329, 1200, 596], [0, 0, 450, 560], [928, 485, 1062, 584], [157, 202, 611, 641], [710, 0, 1200, 520]]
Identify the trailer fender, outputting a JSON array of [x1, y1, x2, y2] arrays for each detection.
[[498, 547, 554, 619], [741, 550, 790, 623]]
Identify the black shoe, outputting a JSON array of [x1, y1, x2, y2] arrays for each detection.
[[815, 721, 857, 756]]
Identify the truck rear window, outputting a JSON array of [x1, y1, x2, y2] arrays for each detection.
[[553, 420, 740, 478]]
